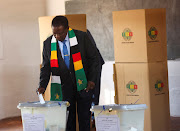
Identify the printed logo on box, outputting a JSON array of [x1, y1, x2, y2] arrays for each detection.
[[155, 80, 164, 92], [126, 81, 138, 93], [148, 27, 158, 40], [122, 28, 133, 41]]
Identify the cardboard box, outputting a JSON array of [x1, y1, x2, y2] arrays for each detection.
[[113, 62, 170, 131], [113, 64, 119, 104], [113, 9, 167, 62]]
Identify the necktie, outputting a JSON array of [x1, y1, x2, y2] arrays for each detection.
[[62, 40, 69, 69]]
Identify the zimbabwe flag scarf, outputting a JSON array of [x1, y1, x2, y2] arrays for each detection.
[[50, 28, 87, 101]]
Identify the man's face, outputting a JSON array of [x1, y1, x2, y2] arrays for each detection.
[[52, 25, 69, 42]]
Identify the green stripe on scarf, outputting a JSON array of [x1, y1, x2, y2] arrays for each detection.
[[50, 83, 63, 101], [68, 29, 76, 38], [75, 69, 88, 91], [51, 42, 57, 51]]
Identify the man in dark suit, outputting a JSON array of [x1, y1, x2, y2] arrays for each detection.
[[38, 16, 99, 131]]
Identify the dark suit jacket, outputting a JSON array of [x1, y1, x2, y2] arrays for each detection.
[[87, 30, 105, 66], [39, 29, 99, 102]]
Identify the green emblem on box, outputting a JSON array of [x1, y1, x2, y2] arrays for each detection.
[[126, 81, 138, 93]]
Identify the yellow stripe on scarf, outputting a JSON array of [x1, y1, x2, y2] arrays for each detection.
[[51, 51, 58, 60], [74, 60, 83, 71]]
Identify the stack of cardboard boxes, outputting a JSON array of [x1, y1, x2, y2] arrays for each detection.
[[113, 9, 170, 131]]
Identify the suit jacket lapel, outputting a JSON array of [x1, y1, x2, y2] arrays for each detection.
[[69, 47, 74, 72]]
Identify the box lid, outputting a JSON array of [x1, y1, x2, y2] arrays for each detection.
[[91, 104, 147, 111], [17, 101, 70, 109]]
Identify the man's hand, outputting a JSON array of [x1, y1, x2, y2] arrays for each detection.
[[85, 81, 95, 92], [36, 87, 45, 94]]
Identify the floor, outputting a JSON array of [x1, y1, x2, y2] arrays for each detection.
[[0, 116, 180, 131]]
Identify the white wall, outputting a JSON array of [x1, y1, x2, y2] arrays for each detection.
[[46, 0, 70, 16], [0, 0, 46, 119], [168, 60, 180, 117]]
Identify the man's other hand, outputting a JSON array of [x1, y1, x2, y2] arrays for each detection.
[[85, 81, 95, 92]]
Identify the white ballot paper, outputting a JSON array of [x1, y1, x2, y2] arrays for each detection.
[[38, 92, 45, 104], [96, 115, 120, 131], [22, 114, 45, 131]]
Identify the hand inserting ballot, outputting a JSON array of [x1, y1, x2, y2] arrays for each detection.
[[36, 87, 45, 94]]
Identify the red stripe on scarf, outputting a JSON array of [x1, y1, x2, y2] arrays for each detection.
[[51, 59, 59, 67], [72, 52, 82, 62]]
